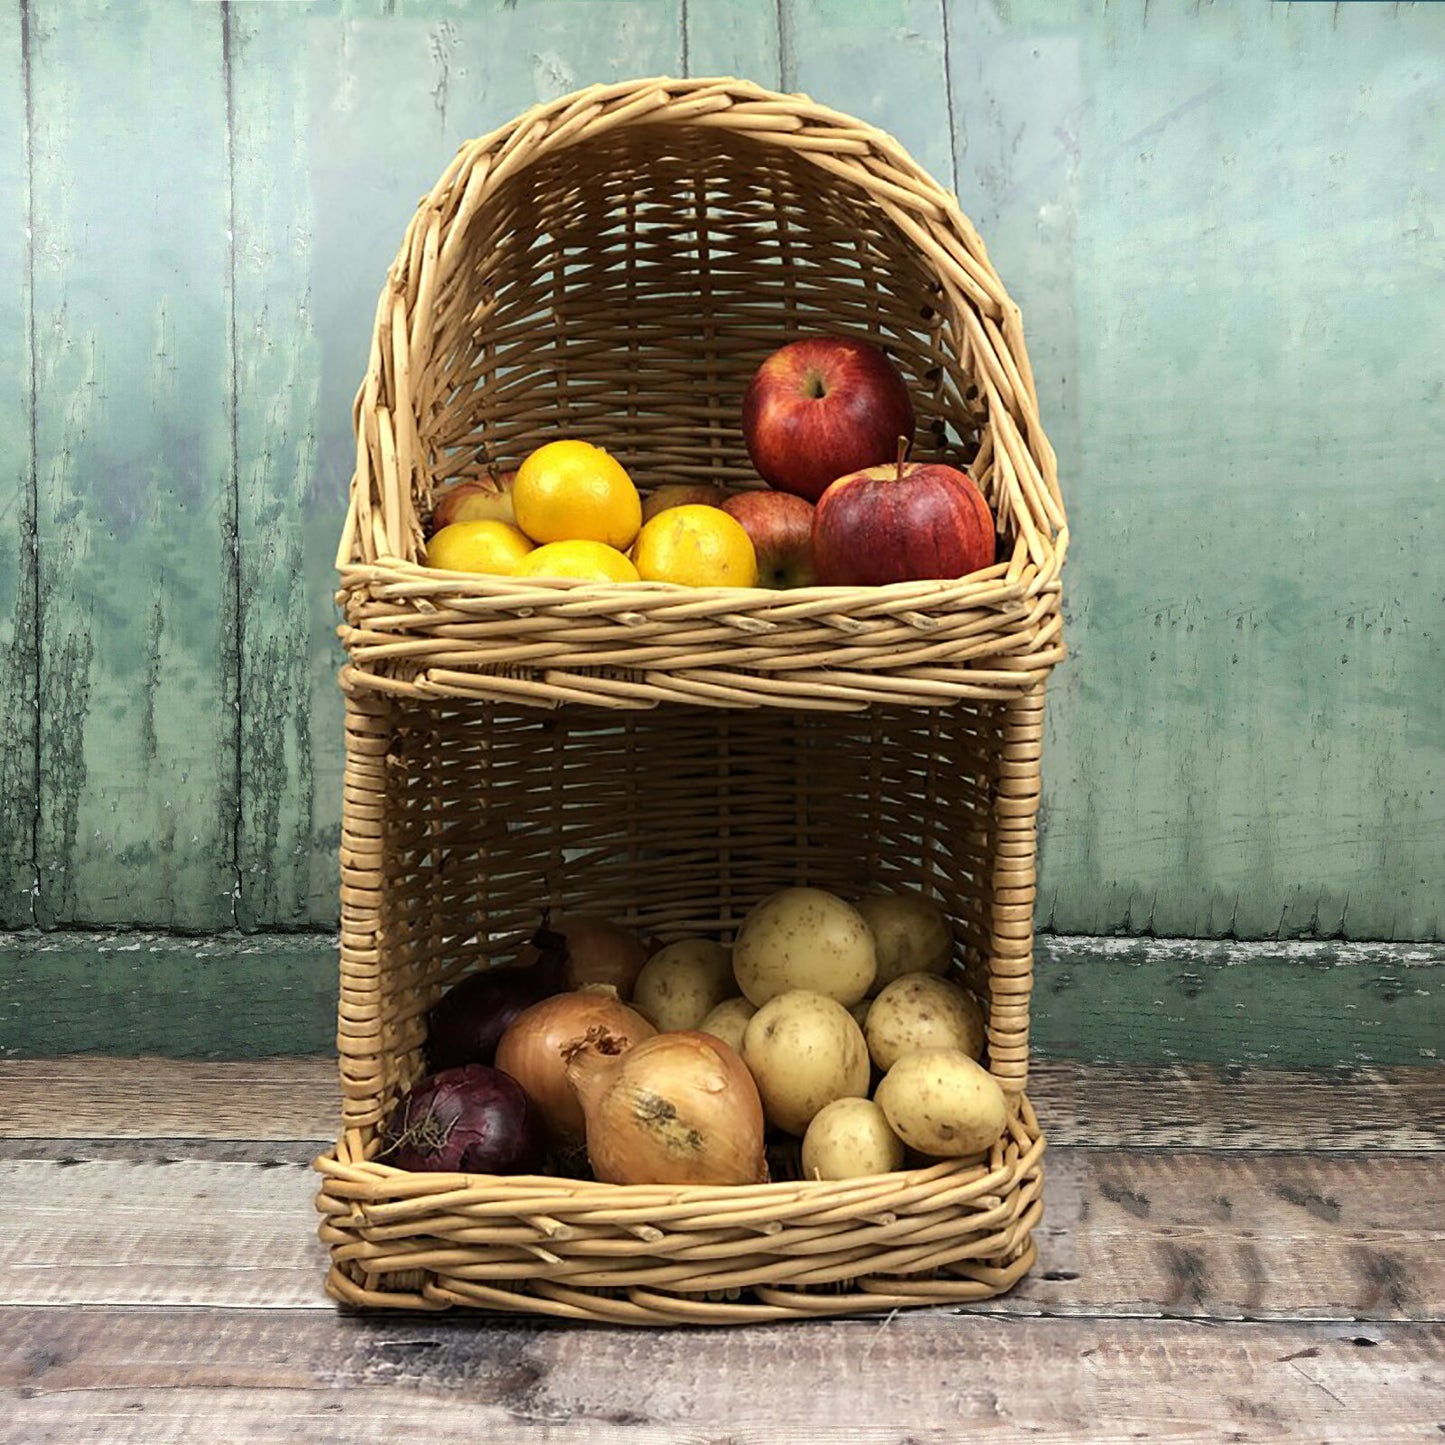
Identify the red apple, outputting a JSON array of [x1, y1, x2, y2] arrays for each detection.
[[741, 337, 916, 503], [813, 456, 995, 586], [431, 470, 518, 533], [721, 490, 817, 588], [641, 482, 730, 524]]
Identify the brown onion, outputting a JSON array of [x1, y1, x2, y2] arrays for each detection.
[[566, 1030, 768, 1187], [495, 988, 655, 1143], [553, 914, 652, 998]]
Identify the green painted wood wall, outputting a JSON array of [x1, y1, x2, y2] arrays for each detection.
[[0, 0, 1441, 942]]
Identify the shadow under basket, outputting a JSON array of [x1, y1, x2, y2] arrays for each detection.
[[314, 77, 1064, 1324]]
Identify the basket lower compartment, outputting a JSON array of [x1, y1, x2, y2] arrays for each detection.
[[313, 1099, 1044, 1325]]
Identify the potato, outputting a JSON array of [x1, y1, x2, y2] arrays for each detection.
[[801, 1098, 905, 1180], [855, 892, 953, 992], [697, 996, 757, 1055], [865, 974, 984, 1072], [632, 939, 734, 1033], [732, 888, 876, 1007], [847, 997, 872, 1031], [874, 1049, 1007, 1157], [742, 990, 870, 1136]]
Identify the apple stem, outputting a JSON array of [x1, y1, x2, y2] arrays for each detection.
[[895, 435, 910, 481]]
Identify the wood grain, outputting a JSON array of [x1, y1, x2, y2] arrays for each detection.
[[4, 1056, 1441, 1154], [28, 0, 236, 928], [228, 3, 319, 930], [0, 1, 36, 929], [783, 0, 955, 190], [684, 0, 781, 84], [3, 1147, 1438, 1319], [999, 0, 1445, 940], [2, 1309, 1441, 1443]]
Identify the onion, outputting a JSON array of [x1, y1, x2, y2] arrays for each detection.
[[553, 914, 652, 998], [566, 1030, 769, 1186], [379, 1065, 543, 1174], [425, 927, 568, 1071], [495, 988, 656, 1143]]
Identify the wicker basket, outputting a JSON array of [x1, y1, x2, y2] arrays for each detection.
[[315, 76, 1065, 1324]]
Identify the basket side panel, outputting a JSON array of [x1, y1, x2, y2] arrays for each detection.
[[339, 697, 1022, 1137]]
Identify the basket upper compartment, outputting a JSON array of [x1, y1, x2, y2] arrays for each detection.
[[338, 77, 1066, 711]]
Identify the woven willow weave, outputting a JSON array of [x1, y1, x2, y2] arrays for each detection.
[[315, 77, 1064, 1323]]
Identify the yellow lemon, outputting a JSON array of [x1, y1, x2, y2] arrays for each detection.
[[514, 440, 642, 548], [424, 520, 534, 574], [513, 539, 641, 583], [633, 505, 759, 588]]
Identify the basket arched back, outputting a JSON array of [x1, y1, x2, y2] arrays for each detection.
[[336, 76, 1066, 713]]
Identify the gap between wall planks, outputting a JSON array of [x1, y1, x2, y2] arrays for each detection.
[[1, 932, 1438, 1067]]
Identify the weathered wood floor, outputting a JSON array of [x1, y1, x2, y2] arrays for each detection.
[[1, 1058, 1441, 1442]]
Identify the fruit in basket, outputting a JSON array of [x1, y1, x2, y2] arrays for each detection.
[[864, 974, 984, 1071], [698, 996, 757, 1055], [513, 439, 642, 548], [801, 1097, 905, 1180], [631, 939, 735, 1032], [874, 1049, 1007, 1158], [732, 887, 876, 1007], [512, 539, 640, 583], [379, 1064, 544, 1174], [855, 891, 954, 992], [424, 520, 534, 574], [431, 469, 518, 532], [567, 1030, 768, 1185], [495, 988, 656, 1143], [720, 491, 817, 588], [813, 452, 995, 586], [633, 505, 759, 588], [741, 336, 916, 503], [641, 482, 730, 523], [741, 990, 870, 1136]]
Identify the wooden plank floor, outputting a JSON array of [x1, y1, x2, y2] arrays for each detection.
[[0, 1060, 1441, 1443]]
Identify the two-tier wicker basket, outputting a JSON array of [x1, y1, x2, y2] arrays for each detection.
[[314, 76, 1067, 1325]]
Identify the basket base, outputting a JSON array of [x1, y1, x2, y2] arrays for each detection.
[[315, 1101, 1045, 1326]]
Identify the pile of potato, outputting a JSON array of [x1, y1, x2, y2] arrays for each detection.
[[641, 885, 1007, 1181]]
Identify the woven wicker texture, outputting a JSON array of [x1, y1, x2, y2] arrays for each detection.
[[337, 75, 1066, 711], [317, 76, 1064, 1323]]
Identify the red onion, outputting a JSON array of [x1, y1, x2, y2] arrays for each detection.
[[380, 1065, 544, 1174], [425, 928, 568, 1071]]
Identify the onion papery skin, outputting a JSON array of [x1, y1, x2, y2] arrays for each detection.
[[553, 914, 652, 998], [379, 1065, 544, 1175], [495, 990, 656, 1143], [425, 925, 568, 1072], [567, 1030, 769, 1187]]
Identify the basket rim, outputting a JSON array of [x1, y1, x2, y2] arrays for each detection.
[[342, 73, 1068, 591]]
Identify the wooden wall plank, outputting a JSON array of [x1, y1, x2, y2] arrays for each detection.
[[684, 0, 780, 84], [957, 0, 1443, 939], [3, 1056, 1441, 1155], [229, 4, 320, 930], [0, 2, 36, 927], [781, 0, 955, 189], [28, 0, 236, 928], [292, 0, 685, 924], [4, 1310, 1442, 1443], [3, 930, 1439, 1065], [3, 1148, 1439, 1319]]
